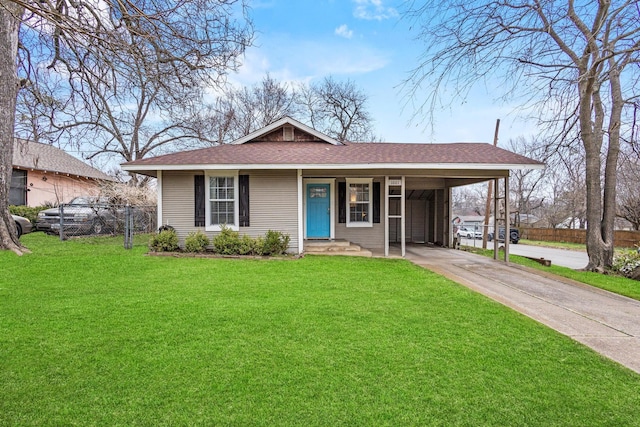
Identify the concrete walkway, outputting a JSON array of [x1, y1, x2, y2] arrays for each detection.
[[404, 244, 640, 374]]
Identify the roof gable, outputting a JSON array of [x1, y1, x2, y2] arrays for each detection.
[[232, 116, 341, 146]]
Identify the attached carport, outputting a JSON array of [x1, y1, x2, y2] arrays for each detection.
[[383, 171, 512, 261]]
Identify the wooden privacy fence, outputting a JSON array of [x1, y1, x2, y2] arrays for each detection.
[[520, 228, 640, 248]]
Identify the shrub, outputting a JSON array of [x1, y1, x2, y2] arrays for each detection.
[[211, 227, 290, 256], [260, 230, 290, 256], [613, 248, 640, 278], [253, 236, 265, 256], [9, 205, 47, 224], [239, 234, 256, 255], [149, 229, 179, 252], [212, 225, 242, 255], [184, 231, 210, 253]]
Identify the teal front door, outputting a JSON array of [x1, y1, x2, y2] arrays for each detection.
[[306, 184, 330, 238]]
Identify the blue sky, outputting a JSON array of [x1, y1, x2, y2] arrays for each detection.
[[230, 0, 538, 144]]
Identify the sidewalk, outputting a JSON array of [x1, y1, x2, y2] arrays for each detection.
[[404, 244, 640, 374]]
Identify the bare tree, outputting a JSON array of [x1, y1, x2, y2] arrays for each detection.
[[297, 76, 378, 143], [201, 74, 379, 145], [0, 0, 253, 253], [452, 184, 486, 216], [506, 137, 547, 218], [617, 150, 640, 230], [402, 0, 640, 271]]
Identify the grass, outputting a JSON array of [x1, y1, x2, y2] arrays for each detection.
[[464, 246, 640, 301], [1, 233, 639, 426], [519, 239, 587, 251]]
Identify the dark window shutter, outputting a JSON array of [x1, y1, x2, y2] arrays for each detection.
[[373, 181, 380, 223], [194, 175, 205, 227], [239, 175, 250, 227], [338, 181, 346, 223]]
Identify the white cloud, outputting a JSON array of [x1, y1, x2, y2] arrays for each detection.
[[335, 24, 354, 39], [230, 33, 389, 89], [353, 0, 398, 21]]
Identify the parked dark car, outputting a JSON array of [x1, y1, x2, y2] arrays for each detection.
[[36, 196, 115, 235], [12, 214, 32, 238], [488, 227, 520, 244]]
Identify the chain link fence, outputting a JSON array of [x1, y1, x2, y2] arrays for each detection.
[[36, 199, 157, 248]]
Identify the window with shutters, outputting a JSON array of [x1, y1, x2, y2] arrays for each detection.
[[346, 178, 372, 227], [206, 171, 239, 231]]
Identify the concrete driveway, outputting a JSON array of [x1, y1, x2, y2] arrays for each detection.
[[458, 238, 589, 269], [405, 244, 640, 374]]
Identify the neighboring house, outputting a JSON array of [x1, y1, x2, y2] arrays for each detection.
[[122, 117, 543, 256], [11, 139, 114, 207], [452, 215, 486, 233]]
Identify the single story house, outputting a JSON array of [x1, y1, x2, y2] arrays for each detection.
[[452, 215, 487, 233], [11, 139, 114, 207], [122, 117, 543, 256]]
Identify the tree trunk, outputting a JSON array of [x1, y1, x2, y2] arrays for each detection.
[[579, 77, 607, 271], [600, 61, 623, 269], [0, 2, 27, 254]]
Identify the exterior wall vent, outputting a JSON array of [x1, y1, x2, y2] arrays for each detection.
[[283, 126, 294, 141]]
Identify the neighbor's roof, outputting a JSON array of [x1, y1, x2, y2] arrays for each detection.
[[13, 140, 114, 181]]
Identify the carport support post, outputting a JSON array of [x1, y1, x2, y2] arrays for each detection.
[[401, 176, 406, 257], [504, 175, 510, 264], [384, 178, 389, 257], [493, 178, 499, 260], [492, 177, 510, 263]]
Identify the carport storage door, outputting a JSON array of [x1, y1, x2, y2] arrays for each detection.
[[306, 183, 330, 238]]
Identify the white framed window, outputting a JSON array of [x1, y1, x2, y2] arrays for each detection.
[[346, 178, 372, 227], [206, 171, 239, 231]]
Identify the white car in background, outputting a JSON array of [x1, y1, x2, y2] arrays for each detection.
[[456, 227, 482, 239]]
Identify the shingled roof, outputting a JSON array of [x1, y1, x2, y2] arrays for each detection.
[[123, 141, 542, 173], [122, 117, 544, 175], [13, 140, 114, 181]]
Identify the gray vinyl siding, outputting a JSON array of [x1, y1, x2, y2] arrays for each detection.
[[407, 200, 428, 243], [161, 171, 197, 245], [336, 222, 385, 249], [240, 170, 299, 252], [161, 170, 299, 252], [434, 189, 446, 245]]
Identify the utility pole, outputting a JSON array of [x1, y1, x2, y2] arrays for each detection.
[[482, 119, 500, 249]]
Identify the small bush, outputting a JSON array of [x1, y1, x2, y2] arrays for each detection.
[[260, 230, 290, 256], [9, 205, 47, 224], [213, 225, 242, 255], [211, 227, 290, 256], [149, 229, 179, 252], [253, 236, 265, 256], [239, 234, 256, 255], [184, 231, 210, 253], [613, 249, 640, 278]]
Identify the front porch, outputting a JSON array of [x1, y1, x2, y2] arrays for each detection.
[[300, 173, 513, 261], [303, 239, 405, 258]]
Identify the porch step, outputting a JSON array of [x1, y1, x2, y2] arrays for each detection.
[[304, 240, 372, 257]]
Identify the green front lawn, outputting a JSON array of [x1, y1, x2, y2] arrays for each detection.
[[1, 234, 639, 426], [519, 239, 588, 251]]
